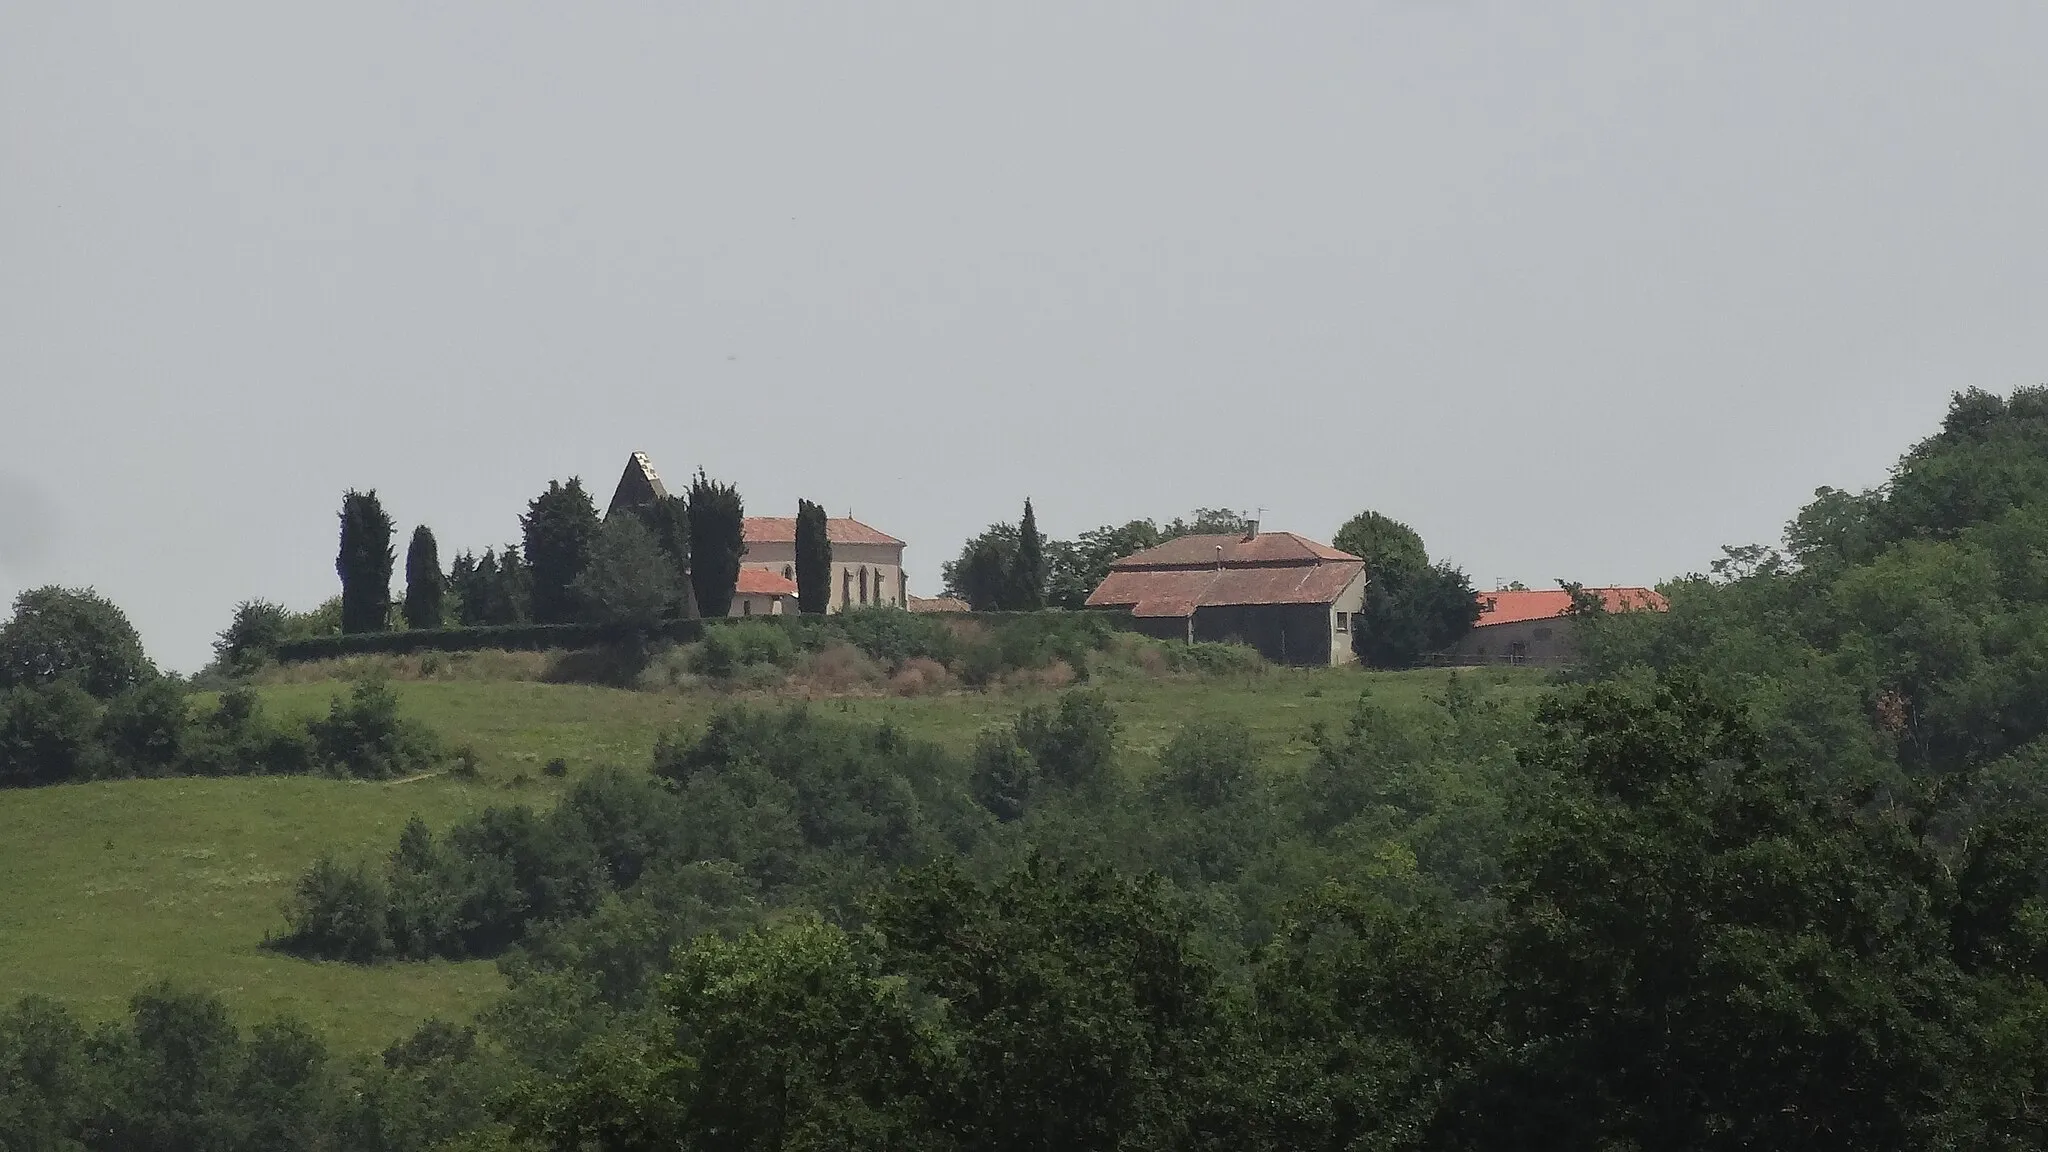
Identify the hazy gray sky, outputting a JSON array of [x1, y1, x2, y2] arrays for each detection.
[[5, 3, 2045, 672]]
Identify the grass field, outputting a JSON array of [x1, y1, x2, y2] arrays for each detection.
[[0, 662, 1547, 1051]]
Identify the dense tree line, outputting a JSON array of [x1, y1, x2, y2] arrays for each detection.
[[0, 587, 439, 787], [946, 505, 1251, 611], [212, 662, 2048, 1149], [310, 468, 749, 650]]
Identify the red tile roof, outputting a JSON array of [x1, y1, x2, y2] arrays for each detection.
[[1110, 531, 1359, 569], [1087, 532, 1367, 615], [907, 595, 971, 614], [742, 517, 904, 547], [734, 568, 799, 597], [1473, 587, 1667, 627]]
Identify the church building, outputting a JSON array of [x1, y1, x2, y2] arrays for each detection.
[[605, 451, 907, 615]]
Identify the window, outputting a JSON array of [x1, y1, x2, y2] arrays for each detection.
[[859, 567, 869, 605], [842, 569, 852, 607], [783, 565, 793, 580], [1334, 611, 1349, 634], [741, 600, 752, 617]]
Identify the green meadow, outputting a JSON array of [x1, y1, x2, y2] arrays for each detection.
[[0, 664, 1546, 1051]]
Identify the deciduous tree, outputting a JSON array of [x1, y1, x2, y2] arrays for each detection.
[[572, 516, 679, 629], [0, 586, 154, 697]]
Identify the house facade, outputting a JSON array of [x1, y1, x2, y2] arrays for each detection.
[[731, 568, 797, 618], [741, 516, 908, 612], [1084, 529, 1368, 666], [603, 451, 909, 615], [1440, 586, 1667, 666]]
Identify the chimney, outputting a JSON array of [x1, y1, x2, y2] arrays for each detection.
[[1215, 544, 1225, 570], [1243, 519, 1258, 541]]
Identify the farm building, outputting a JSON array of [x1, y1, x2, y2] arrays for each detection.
[[1085, 528, 1367, 666], [1439, 586, 1667, 666]]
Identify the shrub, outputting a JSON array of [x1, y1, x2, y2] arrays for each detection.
[[800, 644, 884, 693], [969, 728, 1037, 822], [307, 677, 442, 780], [275, 855, 391, 961], [1150, 719, 1259, 809], [272, 619, 705, 663], [693, 622, 798, 680], [98, 677, 191, 777], [0, 681, 105, 786], [890, 656, 954, 697], [1014, 688, 1119, 795], [831, 607, 958, 669], [212, 600, 292, 674], [1173, 641, 1266, 676]]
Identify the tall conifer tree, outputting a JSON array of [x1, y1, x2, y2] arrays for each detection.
[[402, 525, 444, 629], [1010, 498, 1047, 611], [795, 499, 833, 614], [687, 469, 746, 619], [522, 479, 601, 624], [336, 490, 395, 634]]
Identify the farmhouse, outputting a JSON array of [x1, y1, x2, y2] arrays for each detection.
[[1085, 528, 1367, 666], [1440, 586, 1667, 666], [605, 450, 909, 616]]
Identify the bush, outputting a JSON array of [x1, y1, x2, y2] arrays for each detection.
[[1014, 688, 1120, 795], [98, 677, 191, 777], [969, 728, 1037, 822], [1173, 641, 1266, 676], [275, 855, 391, 961], [307, 677, 442, 779], [693, 622, 798, 680], [0, 681, 105, 786], [1150, 718, 1258, 809], [212, 600, 293, 674], [890, 656, 954, 696], [273, 619, 704, 664], [798, 644, 884, 693], [829, 607, 959, 669]]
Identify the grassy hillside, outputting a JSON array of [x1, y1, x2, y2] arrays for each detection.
[[0, 665, 1545, 1051]]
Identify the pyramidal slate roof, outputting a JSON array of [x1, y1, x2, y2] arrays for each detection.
[[607, 451, 669, 515]]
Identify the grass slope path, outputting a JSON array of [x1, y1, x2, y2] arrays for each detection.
[[0, 668, 1543, 1052]]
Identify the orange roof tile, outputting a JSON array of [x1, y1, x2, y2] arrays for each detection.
[[1473, 587, 1667, 627], [1088, 559, 1366, 614], [735, 568, 798, 597], [1110, 531, 1359, 569], [742, 517, 904, 547]]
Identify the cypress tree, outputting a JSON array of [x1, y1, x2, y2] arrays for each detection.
[[1010, 498, 1046, 611], [336, 490, 396, 634], [687, 469, 746, 619], [494, 544, 533, 625], [448, 551, 484, 626], [795, 499, 833, 615], [522, 479, 601, 625], [403, 526, 445, 629]]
